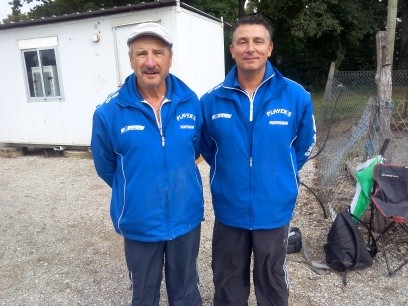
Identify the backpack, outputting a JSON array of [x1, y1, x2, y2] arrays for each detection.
[[324, 211, 376, 285], [287, 227, 302, 254]]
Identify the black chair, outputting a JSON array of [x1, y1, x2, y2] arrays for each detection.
[[367, 163, 408, 276]]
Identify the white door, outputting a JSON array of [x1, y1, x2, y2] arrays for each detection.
[[113, 24, 136, 86]]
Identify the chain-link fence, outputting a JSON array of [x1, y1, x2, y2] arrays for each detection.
[[310, 70, 408, 218]]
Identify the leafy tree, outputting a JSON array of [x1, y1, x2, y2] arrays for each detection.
[[4, 0, 26, 22], [5, 0, 151, 21], [183, 0, 238, 24], [247, 0, 388, 89]]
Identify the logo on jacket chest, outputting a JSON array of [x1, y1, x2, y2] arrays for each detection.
[[266, 108, 292, 117], [121, 125, 145, 133], [177, 113, 196, 130], [266, 108, 291, 126], [177, 113, 196, 121], [212, 113, 232, 120]]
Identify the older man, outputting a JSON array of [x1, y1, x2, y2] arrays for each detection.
[[91, 22, 203, 305]]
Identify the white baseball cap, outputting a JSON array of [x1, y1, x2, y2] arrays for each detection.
[[127, 22, 173, 48]]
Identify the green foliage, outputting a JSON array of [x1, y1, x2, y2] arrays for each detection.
[[183, 0, 238, 24], [244, 0, 388, 90], [4, 0, 150, 21], [291, 1, 342, 38], [3, 0, 26, 23]]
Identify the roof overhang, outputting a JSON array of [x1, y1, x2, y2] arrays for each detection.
[[0, 0, 222, 31]]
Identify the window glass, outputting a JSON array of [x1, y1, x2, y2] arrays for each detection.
[[23, 51, 39, 98], [22, 48, 61, 99]]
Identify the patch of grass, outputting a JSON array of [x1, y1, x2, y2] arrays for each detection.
[[393, 86, 408, 100], [311, 90, 324, 112]]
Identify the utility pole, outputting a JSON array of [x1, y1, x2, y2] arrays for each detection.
[[386, 0, 398, 65]]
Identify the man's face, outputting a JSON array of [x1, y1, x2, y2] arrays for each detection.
[[129, 36, 172, 91], [230, 24, 273, 74]]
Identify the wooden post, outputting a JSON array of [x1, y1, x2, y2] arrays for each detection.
[[320, 62, 336, 122], [375, 31, 392, 158], [386, 0, 398, 65], [323, 62, 336, 103]]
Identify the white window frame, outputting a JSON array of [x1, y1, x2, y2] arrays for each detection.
[[18, 37, 64, 102]]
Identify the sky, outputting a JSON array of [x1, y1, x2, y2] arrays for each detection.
[[0, 0, 41, 22]]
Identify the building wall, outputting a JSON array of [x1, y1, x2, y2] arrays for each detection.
[[176, 6, 225, 98], [0, 5, 224, 147]]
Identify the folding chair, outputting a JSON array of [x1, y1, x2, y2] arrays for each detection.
[[368, 163, 408, 276]]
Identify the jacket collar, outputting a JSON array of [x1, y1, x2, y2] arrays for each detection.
[[220, 61, 287, 99], [116, 74, 183, 108]]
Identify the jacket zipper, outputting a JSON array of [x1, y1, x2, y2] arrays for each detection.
[[160, 98, 171, 237], [142, 98, 172, 237], [223, 76, 273, 228], [158, 98, 170, 147], [142, 98, 171, 147]]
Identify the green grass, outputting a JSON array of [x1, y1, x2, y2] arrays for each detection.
[[312, 86, 408, 121], [311, 90, 324, 112], [393, 86, 408, 100]]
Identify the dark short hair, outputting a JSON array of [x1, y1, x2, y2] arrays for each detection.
[[231, 14, 273, 42]]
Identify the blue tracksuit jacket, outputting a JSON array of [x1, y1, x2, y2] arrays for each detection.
[[91, 73, 203, 242], [200, 62, 316, 230]]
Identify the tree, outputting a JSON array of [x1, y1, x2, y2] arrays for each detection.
[[4, 0, 26, 23], [237, 0, 245, 17], [182, 0, 238, 24], [3, 0, 154, 22], [246, 0, 388, 89]]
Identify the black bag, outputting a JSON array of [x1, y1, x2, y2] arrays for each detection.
[[324, 211, 375, 284], [287, 227, 302, 254]]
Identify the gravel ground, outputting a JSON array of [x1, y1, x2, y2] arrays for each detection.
[[0, 150, 407, 305]]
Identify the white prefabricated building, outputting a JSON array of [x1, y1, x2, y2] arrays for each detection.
[[0, 0, 225, 149]]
